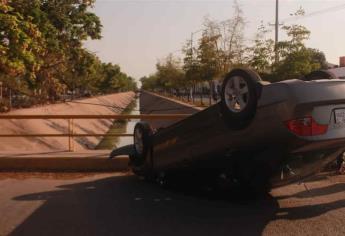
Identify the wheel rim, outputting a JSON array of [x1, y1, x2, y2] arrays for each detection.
[[224, 76, 249, 113], [134, 128, 144, 155]]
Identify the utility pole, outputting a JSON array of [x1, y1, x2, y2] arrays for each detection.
[[274, 0, 279, 64], [190, 29, 202, 103], [190, 29, 203, 60], [190, 32, 195, 103], [190, 32, 194, 59]]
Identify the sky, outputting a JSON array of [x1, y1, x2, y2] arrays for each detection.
[[84, 0, 345, 80]]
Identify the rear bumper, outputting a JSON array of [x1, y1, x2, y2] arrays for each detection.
[[291, 137, 345, 153]]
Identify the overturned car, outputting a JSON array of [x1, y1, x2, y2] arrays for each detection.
[[111, 68, 345, 193]]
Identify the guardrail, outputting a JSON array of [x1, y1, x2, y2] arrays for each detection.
[[0, 114, 191, 152]]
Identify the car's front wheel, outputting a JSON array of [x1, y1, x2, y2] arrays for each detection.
[[131, 122, 154, 177]]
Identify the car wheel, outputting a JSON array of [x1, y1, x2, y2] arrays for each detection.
[[304, 70, 337, 81], [132, 122, 153, 170], [220, 68, 262, 129]]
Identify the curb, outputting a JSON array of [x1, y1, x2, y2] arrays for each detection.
[[0, 152, 129, 172]]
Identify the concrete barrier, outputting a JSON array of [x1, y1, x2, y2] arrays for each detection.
[[0, 91, 199, 172], [0, 151, 129, 172], [139, 91, 201, 130]]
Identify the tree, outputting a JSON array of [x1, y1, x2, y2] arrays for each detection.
[[273, 20, 325, 81], [0, 0, 135, 109], [140, 54, 185, 92], [247, 23, 275, 74], [140, 75, 159, 91], [274, 47, 327, 81], [182, 0, 246, 86], [220, 0, 246, 67], [155, 54, 185, 90], [0, 1, 43, 81], [197, 32, 221, 82], [247, 8, 328, 82], [182, 40, 200, 88]]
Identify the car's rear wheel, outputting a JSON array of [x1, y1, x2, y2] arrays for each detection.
[[220, 68, 262, 129], [304, 70, 337, 81], [131, 122, 154, 177]]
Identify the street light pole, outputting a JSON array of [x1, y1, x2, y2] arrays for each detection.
[[275, 0, 279, 64], [190, 29, 202, 103]]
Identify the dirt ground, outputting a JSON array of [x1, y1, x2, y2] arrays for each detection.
[[0, 171, 344, 236]]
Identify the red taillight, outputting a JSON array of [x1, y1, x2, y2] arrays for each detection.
[[285, 116, 328, 136]]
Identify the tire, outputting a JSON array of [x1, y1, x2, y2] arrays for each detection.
[[132, 122, 153, 174], [304, 70, 338, 81], [220, 68, 262, 130]]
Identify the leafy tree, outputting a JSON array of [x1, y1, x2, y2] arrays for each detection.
[[182, 0, 246, 88], [182, 40, 200, 88], [141, 54, 185, 92], [155, 54, 185, 89], [246, 9, 327, 82], [0, 0, 136, 109], [273, 21, 326, 81], [0, 1, 43, 81], [140, 75, 159, 91], [274, 47, 327, 81], [197, 26, 222, 83], [247, 23, 275, 74]]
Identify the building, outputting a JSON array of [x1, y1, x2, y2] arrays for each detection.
[[329, 67, 345, 79], [326, 62, 338, 69], [340, 56, 345, 67], [326, 57, 345, 79]]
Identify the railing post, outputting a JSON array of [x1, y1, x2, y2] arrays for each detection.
[[71, 119, 75, 151], [68, 118, 75, 152]]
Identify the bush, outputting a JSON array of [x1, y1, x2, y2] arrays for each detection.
[[0, 99, 10, 113]]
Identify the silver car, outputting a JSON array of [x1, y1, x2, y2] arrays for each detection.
[[111, 68, 345, 194]]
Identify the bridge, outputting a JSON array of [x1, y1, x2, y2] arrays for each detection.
[[0, 113, 191, 172]]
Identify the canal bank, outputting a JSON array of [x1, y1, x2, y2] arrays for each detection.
[[139, 90, 201, 130], [96, 98, 140, 150], [0, 92, 135, 151], [96, 90, 200, 151]]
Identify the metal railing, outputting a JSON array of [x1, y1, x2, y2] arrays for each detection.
[[0, 114, 190, 152]]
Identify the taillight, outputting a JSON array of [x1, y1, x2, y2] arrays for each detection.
[[285, 116, 328, 136]]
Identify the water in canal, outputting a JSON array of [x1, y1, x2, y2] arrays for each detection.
[[95, 98, 140, 150]]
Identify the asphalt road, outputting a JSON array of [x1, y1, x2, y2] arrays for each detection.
[[0, 172, 345, 236]]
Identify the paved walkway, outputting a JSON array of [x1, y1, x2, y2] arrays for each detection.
[[0, 150, 129, 172], [0, 172, 344, 236]]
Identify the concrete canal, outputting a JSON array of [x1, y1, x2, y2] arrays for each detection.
[[96, 98, 140, 150]]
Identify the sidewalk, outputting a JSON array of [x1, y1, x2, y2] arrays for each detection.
[[0, 150, 129, 172]]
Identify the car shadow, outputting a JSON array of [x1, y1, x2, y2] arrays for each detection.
[[10, 175, 278, 236], [275, 198, 345, 220], [9, 174, 345, 236], [277, 182, 345, 200]]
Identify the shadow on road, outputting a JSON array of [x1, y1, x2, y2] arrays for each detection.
[[10, 175, 277, 236], [277, 182, 345, 200], [9, 174, 345, 236]]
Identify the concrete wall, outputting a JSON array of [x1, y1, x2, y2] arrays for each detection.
[[0, 92, 135, 151], [140, 91, 201, 130]]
